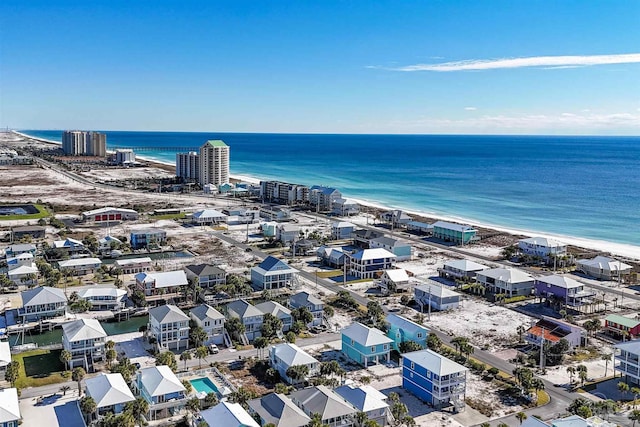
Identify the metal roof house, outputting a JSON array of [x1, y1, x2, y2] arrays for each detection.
[[576, 256, 633, 281], [432, 221, 478, 245], [269, 343, 320, 385], [85, 373, 135, 419], [414, 282, 462, 312], [77, 287, 127, 311], [251, 256, 298, 290], [341, 322, 393, 367], [58, 257, 102, 275], [225, 299, 265, 342], [82, 207, 139, 223], [348, 248, 397, 280], [0, 388, 21, 427], [135, 365, 187, 421], [438, 259, 489, 281], [614, 339, 640, 386], [290, 385, 357, 427], [476, 268, 535, 297], [200, 400, 259, 427], [334, 384, 389, 426], [19, 286, 67, 322], [518, 237, 568, 260], [184, 263, 226, 289], [149, 305, 190, 351], [535, 275, 596, 308], [135, 270, 189, 305], [248, 393, 310, 427], [386, 313, 429, 351], [289, 291, 325, 327], [189, 304, 225, 346], [62, 318, 107, 371], [255, 301, 292, 332]]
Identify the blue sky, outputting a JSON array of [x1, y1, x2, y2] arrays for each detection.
[[1, 1, 639, 134]]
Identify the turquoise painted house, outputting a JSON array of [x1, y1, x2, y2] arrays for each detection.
[[386, 313, 429, 351], [341, 322, 393, 367], [432, 221, 477, 245]]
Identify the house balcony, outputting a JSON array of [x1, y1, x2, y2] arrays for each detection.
[[150, 397, 188, 411]]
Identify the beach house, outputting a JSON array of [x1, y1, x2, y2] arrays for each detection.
[[84, 373, 136, 420], [290, 385, 357, 427], [576, 256, 633, 281], [332, 198, 359, 216], [276, 224, 299, 244], [348, 248, 397, 279], [0, 342, 11, 381], [334, 384, 390, 426], [614, 340, 640, 385], [19, 286, 67, 322], [476, 268, 535, 297], [269, 343, 320, 384], [289, 291, 325, 327], [248, 393, 311, 427], [225, 299, 264, 342], [82, 207, 139, 223], [605, 314, 640, 340], [379, 269, 411, 294], [255, 301, 293, 332], [386, 313, 429, 351], [11, 226, 45, 240], [341, 322, 393, 367], [525, 316, 585, 350], [251, 256, 298, 290], [535, 275, 595, 308], [148, 304, 190, 351], [77, 287, 127, 311], [402, 348, 468, 411], [130, 228, 167, 249], [330, 221, 356, 240], [189, 304, 225, 345], [317, 246, 346, 268], [309, 186, 342, 212], [58, 257, 102, 276], [6, 253, 38, 286], [438, 259, 489, 282], [259, 206, 292, 222], [200, 400, 259, 427], [414, 282, 462, 311], [379, 210, 412, 228], [369, 236, 412, 261], [0, 388, 21, 427], [134, 270, 189, 305], [115, 257, 153, 274], [518, 237, 568, 260], [135, 366, 187, 420], [191, 209, 228, 225], [52, 237, 86, 256], [98, 235, 122, 254], [184, 263, 227, 289], [351, 229, 385, 248], [406, 221, 433, 235], [62, 318, 107, 371], [5, 243, 36, 258], [432, 221, 477, 245]]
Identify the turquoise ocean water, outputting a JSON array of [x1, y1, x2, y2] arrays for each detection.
[[20, 130, 640, 249]]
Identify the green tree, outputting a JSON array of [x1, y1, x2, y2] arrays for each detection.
[[225, 317, 246, 342], [602, 353, 612, 377], [187, 396, 201, 417], [80, 396, 97, 423], [451, 336, 469, 355], [195, 345, 209, 369], [180, 350, 192, 371], [60, 385, 71, 396], [5, 361, 20, 387], [156, 351, 178, 372], [182, 379, 193, 395], [308, 412, 325, 427], [629, 409, 640, 427], [261, 313, 283, 339], [254, 336, 269, 359], [618, 381, 630, 399], [106, 348, 117, 369], [124, 397, 149, 426], [190, 326, 208, 348], [60, 349, 72, 371], [398, 341, 422, 353], [323, 305, 334, 318], [286, 364, 310, 384], [633, 387, 640, 408], [567, 366, 576, 384], [230, 386, 257, 409], [354, 411, 368, 427], [111, 357, 135, 383], [516, 411, 527, 425], [72, 367, 86, 395], [292, 307, 313, 326], [286, 331, 297, 343], [204, 392, 218, 408], [426, 334, 442, 351]]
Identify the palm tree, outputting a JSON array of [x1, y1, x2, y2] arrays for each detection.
[[106, 348, 117, 369], [567, 366, 576, 384], [180, 350, 192, 371], [79, 396, 97, 423], [254, 336, 269, 359], [602, 353, 612, 377], [451, 336, 468, 355], [72, 367, 86, 396], [59, 385, 71, 396], [632, 387, 640, 408], [515, 411, 527, 424], [516, 325, 525, 343], [195, 345, 209, 369], [630, 409, 640, 427], [286, 364, 310, 385], [125, 397, 149, 426], [354, 412, 368, 427], [308, 412, 325, 427], [618, 381, 630, 400], [60, 349, 72, 371], [186, 396, 201, 419]]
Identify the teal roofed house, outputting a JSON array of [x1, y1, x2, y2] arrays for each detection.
[[341, 322, 393, 367], [386, 313, 429, 351], [432, 221, 478, 245]]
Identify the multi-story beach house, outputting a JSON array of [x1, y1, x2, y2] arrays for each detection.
[[518, 237, 568, 261], [84, 373, 136, 421], [62, 318, 107, 371], [255, 301, 292, 332], [11, 226, 45, 241], [81, 207, 139, 223], [289, 291, 325, 327], [77, 287, 127, 311], [52, 237, 86, 256], [605, 314, 640, 340], [58, 257, 102, 276], [130, 228, 167, 250], [250, 256, 298, 290], [5, 243, 36, 258], [525, 316, 585, 350], [379, 210, 412, 228], [0, 388, 21, 427], [402, 349, 468, 411], [348, 248, 397, 280], [331, 221, 356, 240], [334, 384, 390, 426], [351, 229, 385, 248], [476, 268, 535, 297], [148, 305, 190, 351], [316, 246, 346, 268], [614, 339, 640, 385], [115, 257, 153, 274], [135, 366, 187, 421], [386, 313, 429, 351], [535, 275, 596, 308], [225, 299, 264, 342], [438, 259, 489, 282], [259, 180, 310, 205], [259, 206, 292, 222], [309, 186, 342, 212], [414, 282, 462, 312], [6, 253, 38, 285], [184, 263, 227, 289], [290, 385, 357, 427], [432, 221, 477, 245], [379, 269, 411, 294], [576, 256, 633, 281], [134, 270, 189, 306], [98, 235, 122, 255], [341, 322, 393, 367], [369, 236, 412, 261], [275, 224, 299, 244], [189, 304, 225, 346], [248, 393, 311, 427], [269, 343, 320, 385], [191, 209, 228, 225], [19, 286, 67, 322], [406, 221, 433, 235], [199, 140, 230, 186], [331, 198, 359, 216], [201, 400, 259, 427]]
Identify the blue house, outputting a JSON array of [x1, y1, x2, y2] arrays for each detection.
[[250, 256, 298, 290], [85, 373, 135, 421], [432, 221, 477, 245], [341, 322, 393, 367], [386, 313, 429, 351], [130, 228, 167, 250], [135, 366, 187, 420], [402, 349, 468, 411]]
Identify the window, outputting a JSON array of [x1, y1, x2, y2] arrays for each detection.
[[351, 339, 354, 346], [371, 346, 376, 353], [417, 333, 423, 338], [410, 362, 415, 370]]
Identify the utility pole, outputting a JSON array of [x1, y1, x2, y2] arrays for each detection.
[[539, 327, 545, 370]]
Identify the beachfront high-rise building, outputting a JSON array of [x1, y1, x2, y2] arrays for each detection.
[[176, 151, 199, 181], [62, 130, 107, 156], [86, 131, 107, 157], [198, 140, 229, 186]]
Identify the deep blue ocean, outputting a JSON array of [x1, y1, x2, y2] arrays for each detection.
[[20, 130, 640, 248]]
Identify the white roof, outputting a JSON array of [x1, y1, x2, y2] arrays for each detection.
[[415, 282, 461, 299], [332, 221, 356, 228], [334, 384, 389, 412], [78, 287, 127, 299], [270, 343, 319, 367], [99, 235, 122, 245], [0, 388, 20, 423], [53, 237, 84, 249], [58, 257, 102, 268], [403, 349, 468, 376], [0, 341, 11, 367], [135, 270, 188, 288], [519, 236, 566, 248], [383, 269, 409, 283], [351, 248, 396, 261], [193, 209, 227, 219], [62, 318, 107, 341], [7, 253, 33, 262], [536, 275, 583, 289], [7, 264, 38, 276], [577, 256, 632, 271], [116, 257, 152, 266], [255, 301, 291, 319], [478, 268, 533, 283], [149, 304, 189, 324], [190, 304, 225, 322], [138, 365, 185, 397], [614, 339, 640, 355], [85, 373, 135, 408], [443, 259, 488, 272], [341, 322, 393, 346], [83, 207, 138, 216], [21, 286, 66, 307], [8, 243, 36, 252], [201, 400, 259, 427], [432, 221, 476, 232]]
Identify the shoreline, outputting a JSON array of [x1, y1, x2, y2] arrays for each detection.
[[9, 130, 640, 260]]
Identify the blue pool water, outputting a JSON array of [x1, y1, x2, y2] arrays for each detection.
[[190, 377, 219, 395]]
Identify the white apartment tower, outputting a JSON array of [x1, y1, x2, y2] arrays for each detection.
[[199, 140, 229, 186], [176, 151, 200, 181]]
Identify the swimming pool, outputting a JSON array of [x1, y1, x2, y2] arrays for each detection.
[[190, 377, 220, 395]]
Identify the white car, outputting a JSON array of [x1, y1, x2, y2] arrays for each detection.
[[209, 344, 219, 354]]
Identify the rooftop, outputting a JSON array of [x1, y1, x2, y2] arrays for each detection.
[[62, 318, 107, 341], [21, 286, 66, 307], [519, 236, 566, 248], [135, 270, 188, 288], [138, 365, 185, 397], [403, 348, 468, 376], [85, 373, 135, 408], [248, 393, 310, 427], [201, 400, 258, 427], [149, 304, 190, 324], [202, 139, 229, 148], [341, 322, 393, 347]]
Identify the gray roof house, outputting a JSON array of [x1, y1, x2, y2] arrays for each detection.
[[149, 305, 190, 351], [289, 291, 325, 327], [248, 393, 310, 427], [20, 286, 67, 321], [334, 384, 389, 427], [269, 343, 320, 385], [184, 264, 227, 289], [226, 299, 264, 342], [189, 304, 226, 346], [414, 281, 462, 311], [290, 385, 357, 427], [62, 318, 107, 371], [255, 301, 292, 332]]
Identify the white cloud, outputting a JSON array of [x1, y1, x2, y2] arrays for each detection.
[[464, 107, 477, 111], [381, 53, 640, 72]]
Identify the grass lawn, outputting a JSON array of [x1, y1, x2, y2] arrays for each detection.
[[13, 348, 68, 389], [0, 204, 49, 221], [536, 390, 550, 406], [152, 213, 186, 220]]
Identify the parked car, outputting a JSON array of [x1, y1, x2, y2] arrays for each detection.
[[209, 344, 219, 354]]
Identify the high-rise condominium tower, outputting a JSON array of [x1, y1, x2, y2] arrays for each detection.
[[198, 140, 229, 186]]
